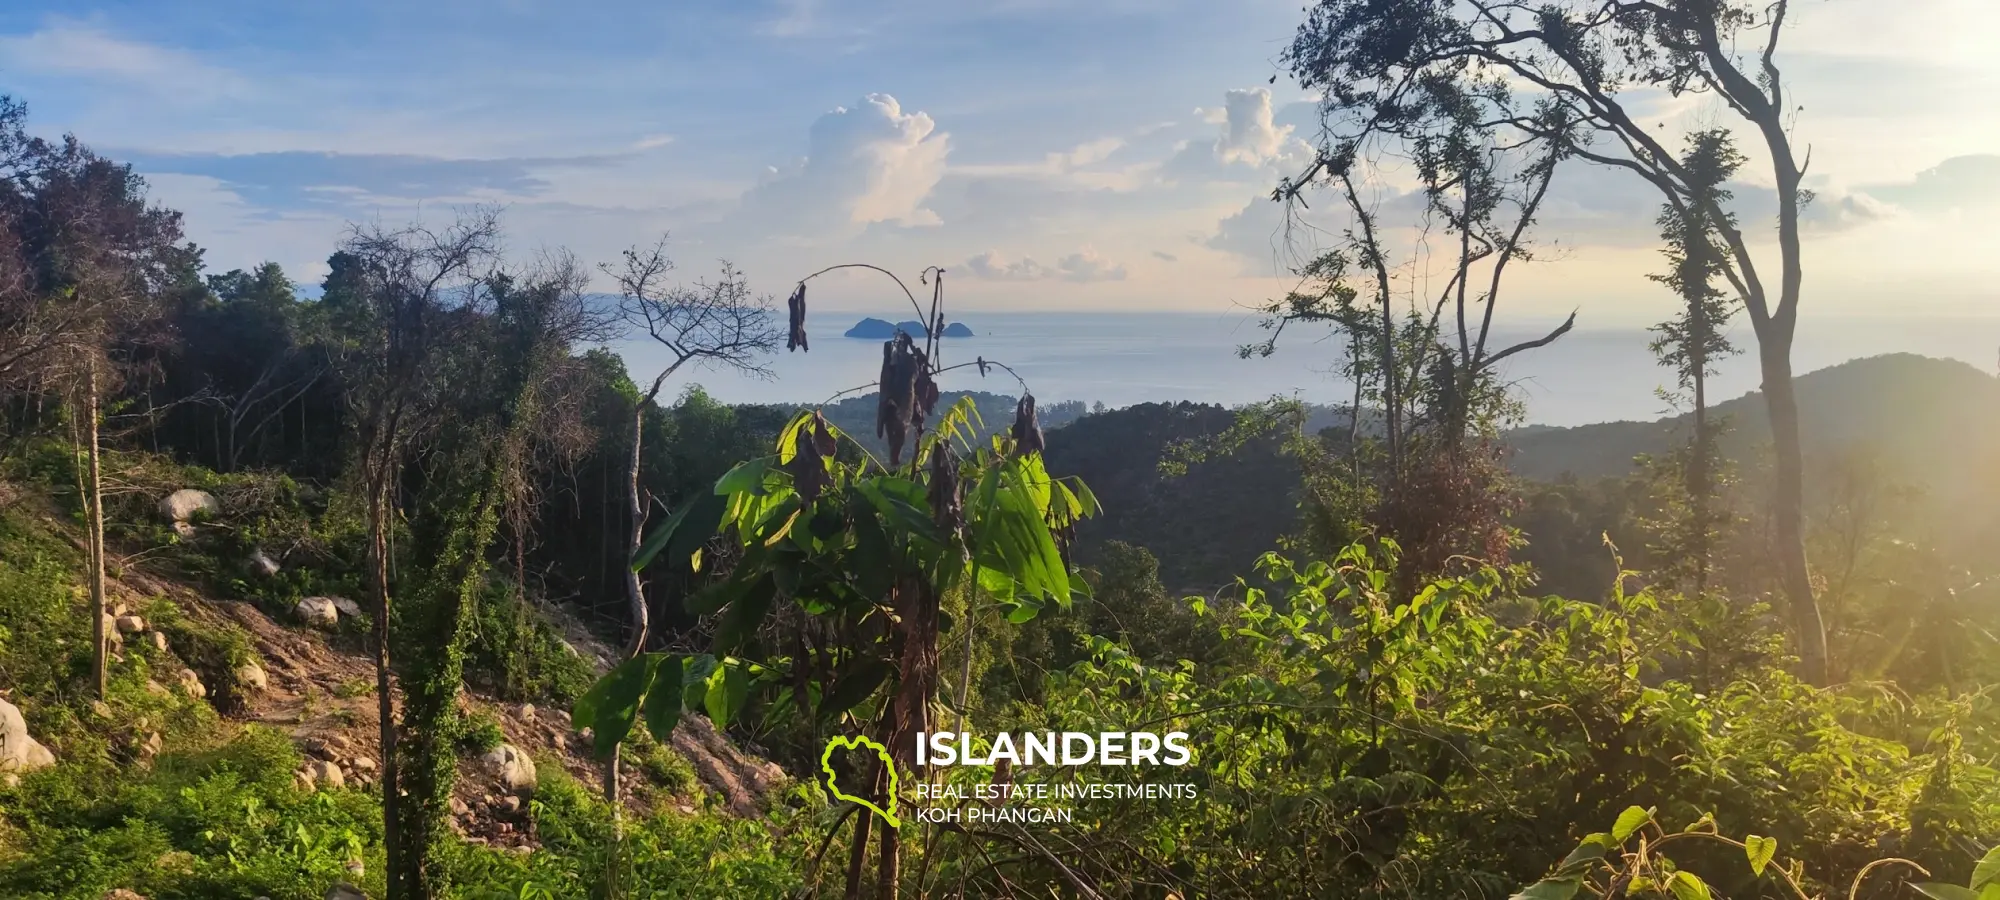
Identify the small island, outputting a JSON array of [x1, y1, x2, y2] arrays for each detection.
[[844, 317, 975, 339]]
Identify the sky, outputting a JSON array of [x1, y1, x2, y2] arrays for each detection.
[[0, 0, 1996, 325]]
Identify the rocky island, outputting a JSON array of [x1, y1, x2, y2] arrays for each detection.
[[844, 317, 975, 339]]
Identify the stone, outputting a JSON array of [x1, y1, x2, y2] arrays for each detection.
[[102, 890, 148, 900], [158, 489, 219, 523], [115, 615, 146, 634], [309, 759, 344, 790], [139, 732, 163, 760], [148, 632, 169, 653], [102, 614, 124, 647], [89, 700, 113, 719], [295, 597, 340, 629], [325, 882, 368, 900], [235, 662, 268, 692], [294, 767, 317, 791], [329, 596, 364, 619], [499, 795, 521, 813], [0, 698, 56, 775], [481, 743, 538, 795], [450, 797, 470, 816], [248, 549, 280, 577], [517, 703, 537, 722], [144, 679, 169, 697], [176, 669, 206, 699], [350, 756, 377, 774]]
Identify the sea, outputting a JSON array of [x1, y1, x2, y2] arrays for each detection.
[[611, 311, 2000, 428]]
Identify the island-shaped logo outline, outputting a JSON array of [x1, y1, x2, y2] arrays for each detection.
[[821, 734, 902, 827]]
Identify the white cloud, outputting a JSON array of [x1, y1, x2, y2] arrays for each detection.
[[1216, 88, 1294, 167], [1165, 88, 1313, 183], [730, 93, 950, 238], [0, 20, 250, 102], [632, 134, 676, 150], [961, 246, 1128, 282]]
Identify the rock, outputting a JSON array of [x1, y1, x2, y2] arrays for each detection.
[[294, 767, 317, 791], [482, 743, 537, 795], [176, 669, 206, 699], [248, 549, 280, 577], [148, 632, 169, 653], [112, 601, 129, 617], [102, 614, 124, 647], [329, 596, 364, 619], [295, 597, 340, 629], [325, 882, 368, 900], [144, 679, 169, 697], [235, 662, 268, 692], [450, 797, 469, 816], [102, 890, 148, 900], [500, 795, 521, 813], [158, 489, 219, 523], [309, 759, 345, 790], [351, 756, 377, 774], [115, 615, 147, 634], [0, 698, 57, 775], [139, 731, 163, 760], [517, 703, 537, 722], [2, 773, 18, 788], [344, 858, 365, 877], [89, 700, 113, 719]]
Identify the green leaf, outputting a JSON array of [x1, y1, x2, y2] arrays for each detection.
[[1611, 806, 1653, 842], [641, 655, 685, 744], [1556, 833, 1614, 876], [1507, 878, 1580, 900], [714, 457, 775, 498], [1743, 834, 1777, 877], [578, 655, 656, 760], [1908, 886, 1981, 900], [631, 490, 728, 572], [819, 660, 893, 721], [704, 662, 751, 729], [1668, 871, 1712, 900], [680, 655, 719, 711], [714, 571, 778, 652], [1974, 845, 2000, 890]]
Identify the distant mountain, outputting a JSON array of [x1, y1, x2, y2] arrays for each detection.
[[843, 318, 975, 339]]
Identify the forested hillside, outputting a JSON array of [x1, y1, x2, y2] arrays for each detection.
[[5, 1, 2000, 898]]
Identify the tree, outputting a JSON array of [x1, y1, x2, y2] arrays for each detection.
[[0, 95, 186, 699], [325, 209, 501, 900], [1281, 0, 1832, 682], [598, 238, 777, 827]]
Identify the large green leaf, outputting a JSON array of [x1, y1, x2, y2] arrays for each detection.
[[1507, 878, 1580, 900], [641, 654, 685, 744], [715, 457, 776, 497], [1611, 806, 1653, 841], [1743, 834, 1777, 877], [714, 571, 779, 652], [705, 662, 751, 729], [1974, 845, 2000, 890], [1910, 885, 1982, 900], [1667, 871, 1712, 900], [575, 655, 656, 760], [631, 491, 727, 572], [680, 655, 719, 711], [819, 660, 893, 721], [1556, 833, 1614, 877]]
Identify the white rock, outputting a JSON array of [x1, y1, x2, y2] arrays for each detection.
[[330, 596, 364, 619], [176, 670, 206, 699], [115, 615, 146, 634], [309, 759, 345, 790], [102, 614, 124, 647], [450, 797, 470, 816], [158, 489, 219, 523], [350, 756, 377, 774], [295, 597, 340, 629], [481, 743, 538, 795], [235, 662, 268, 692], [248, 549, 280, 577], [517, 703, 537, 722], [0, 698, 56, 774], [148, 632, 168, 653], [139, 731, 163, 759], [499, 795, 521, 813]]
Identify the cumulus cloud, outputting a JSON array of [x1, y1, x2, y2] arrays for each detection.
[[1165, 88, 1311, 183], [0, 20, 250, 102], [1857, 155, 2000, 213], [731, 93, 950, 237], [961, 246, 1128, 282]]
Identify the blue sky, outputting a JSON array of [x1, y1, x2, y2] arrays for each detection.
[[2, 0, 1997, 322]]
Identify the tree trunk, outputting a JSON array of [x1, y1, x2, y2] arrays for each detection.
[[1756, 332, 1827, 685], [86, 358, 107, 701], [877, 820, 901, 900], [606, 392, 658, 894], [368, 449, 405, 900], [844, 765, 877, 899]]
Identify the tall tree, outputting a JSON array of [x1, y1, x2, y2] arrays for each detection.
[[325, 210, 501, 900], [1281, 0, 1832, 682], [599, 238, 776, 833]]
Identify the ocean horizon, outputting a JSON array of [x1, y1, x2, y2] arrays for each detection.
[[611, 310, 2000, 428]]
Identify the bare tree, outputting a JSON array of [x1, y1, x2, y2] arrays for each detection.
[[326, 209, 501, 900], [598, 237, 777, 852], [1282, 0, 1832, 682]]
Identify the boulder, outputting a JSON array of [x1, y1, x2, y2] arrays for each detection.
[[308, 759, 345, 790], [176, 669, 207, 699], [296, 597, 340, 629], [0, 698, 57, 775], [235, 662, 268, 692], [350, 756, 377, 774], [102, 614, 124, 647], [158, 489, 219, 523], [481, 743, 538, 795], [325, 883, 368, 900], [248, 549, 281, 578], [329, 596, 364, 619], [138, 731, 163, 760], [116, 615, 146, 634], [148, 632, 169, 653]]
